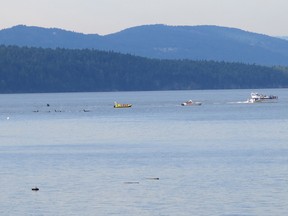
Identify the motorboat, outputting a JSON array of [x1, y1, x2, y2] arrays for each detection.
[[114, 102, 132, 108], [181, 100, 202, 106], [251, 92, 278, 100], [247, 92, 278, 103]]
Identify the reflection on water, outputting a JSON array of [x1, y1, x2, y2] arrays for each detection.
[[0, 89, 288, 215]]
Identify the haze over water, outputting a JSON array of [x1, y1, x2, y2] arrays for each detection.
[[1, 89, 287, 216]]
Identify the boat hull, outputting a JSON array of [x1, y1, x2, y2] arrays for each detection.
[[181, 100, 202, 106], [114, 102, 132, 108]]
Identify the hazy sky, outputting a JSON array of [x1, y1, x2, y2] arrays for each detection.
[[1, 0, 287, 36]]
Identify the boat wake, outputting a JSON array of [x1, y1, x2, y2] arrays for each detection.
[[228, 101, 251, 104]]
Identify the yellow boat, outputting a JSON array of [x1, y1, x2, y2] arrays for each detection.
[[114, 102, 132, 108]]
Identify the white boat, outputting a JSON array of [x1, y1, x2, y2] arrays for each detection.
[[181, 100, 202, 106], [248, 92, 278, 103]]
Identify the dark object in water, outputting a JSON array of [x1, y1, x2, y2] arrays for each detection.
[[124, 182, 139, 184], [146, 177, 160, 180], [32, 187, 39, 191]]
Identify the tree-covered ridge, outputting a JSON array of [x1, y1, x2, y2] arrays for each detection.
[[0, 45, 288, 93]]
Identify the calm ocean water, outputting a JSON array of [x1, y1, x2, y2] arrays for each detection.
[[0, 89, 287, 216]]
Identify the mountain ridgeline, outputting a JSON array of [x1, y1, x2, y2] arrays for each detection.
[[1, 45, 288, 93], [1, 24, 288, 66]]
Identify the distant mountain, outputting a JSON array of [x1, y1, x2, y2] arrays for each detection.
[[0, 25, 104, 49], [279, 36, 288, 41], [1, 24, 288, 66]]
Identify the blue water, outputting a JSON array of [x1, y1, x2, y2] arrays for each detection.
[[0, 89, 288, 215]]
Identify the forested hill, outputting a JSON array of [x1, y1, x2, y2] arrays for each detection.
[[0, 45, 288, 93]]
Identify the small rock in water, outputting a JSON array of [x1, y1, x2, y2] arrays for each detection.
[[146, 177, 160, 180], [124, 182, 140, 184], [31, 187, 39, 191]]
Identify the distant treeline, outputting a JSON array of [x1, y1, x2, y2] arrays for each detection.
[[0, 45, 288, 93]]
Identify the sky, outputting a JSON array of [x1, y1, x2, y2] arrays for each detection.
[[1, 0, 287, 36]]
